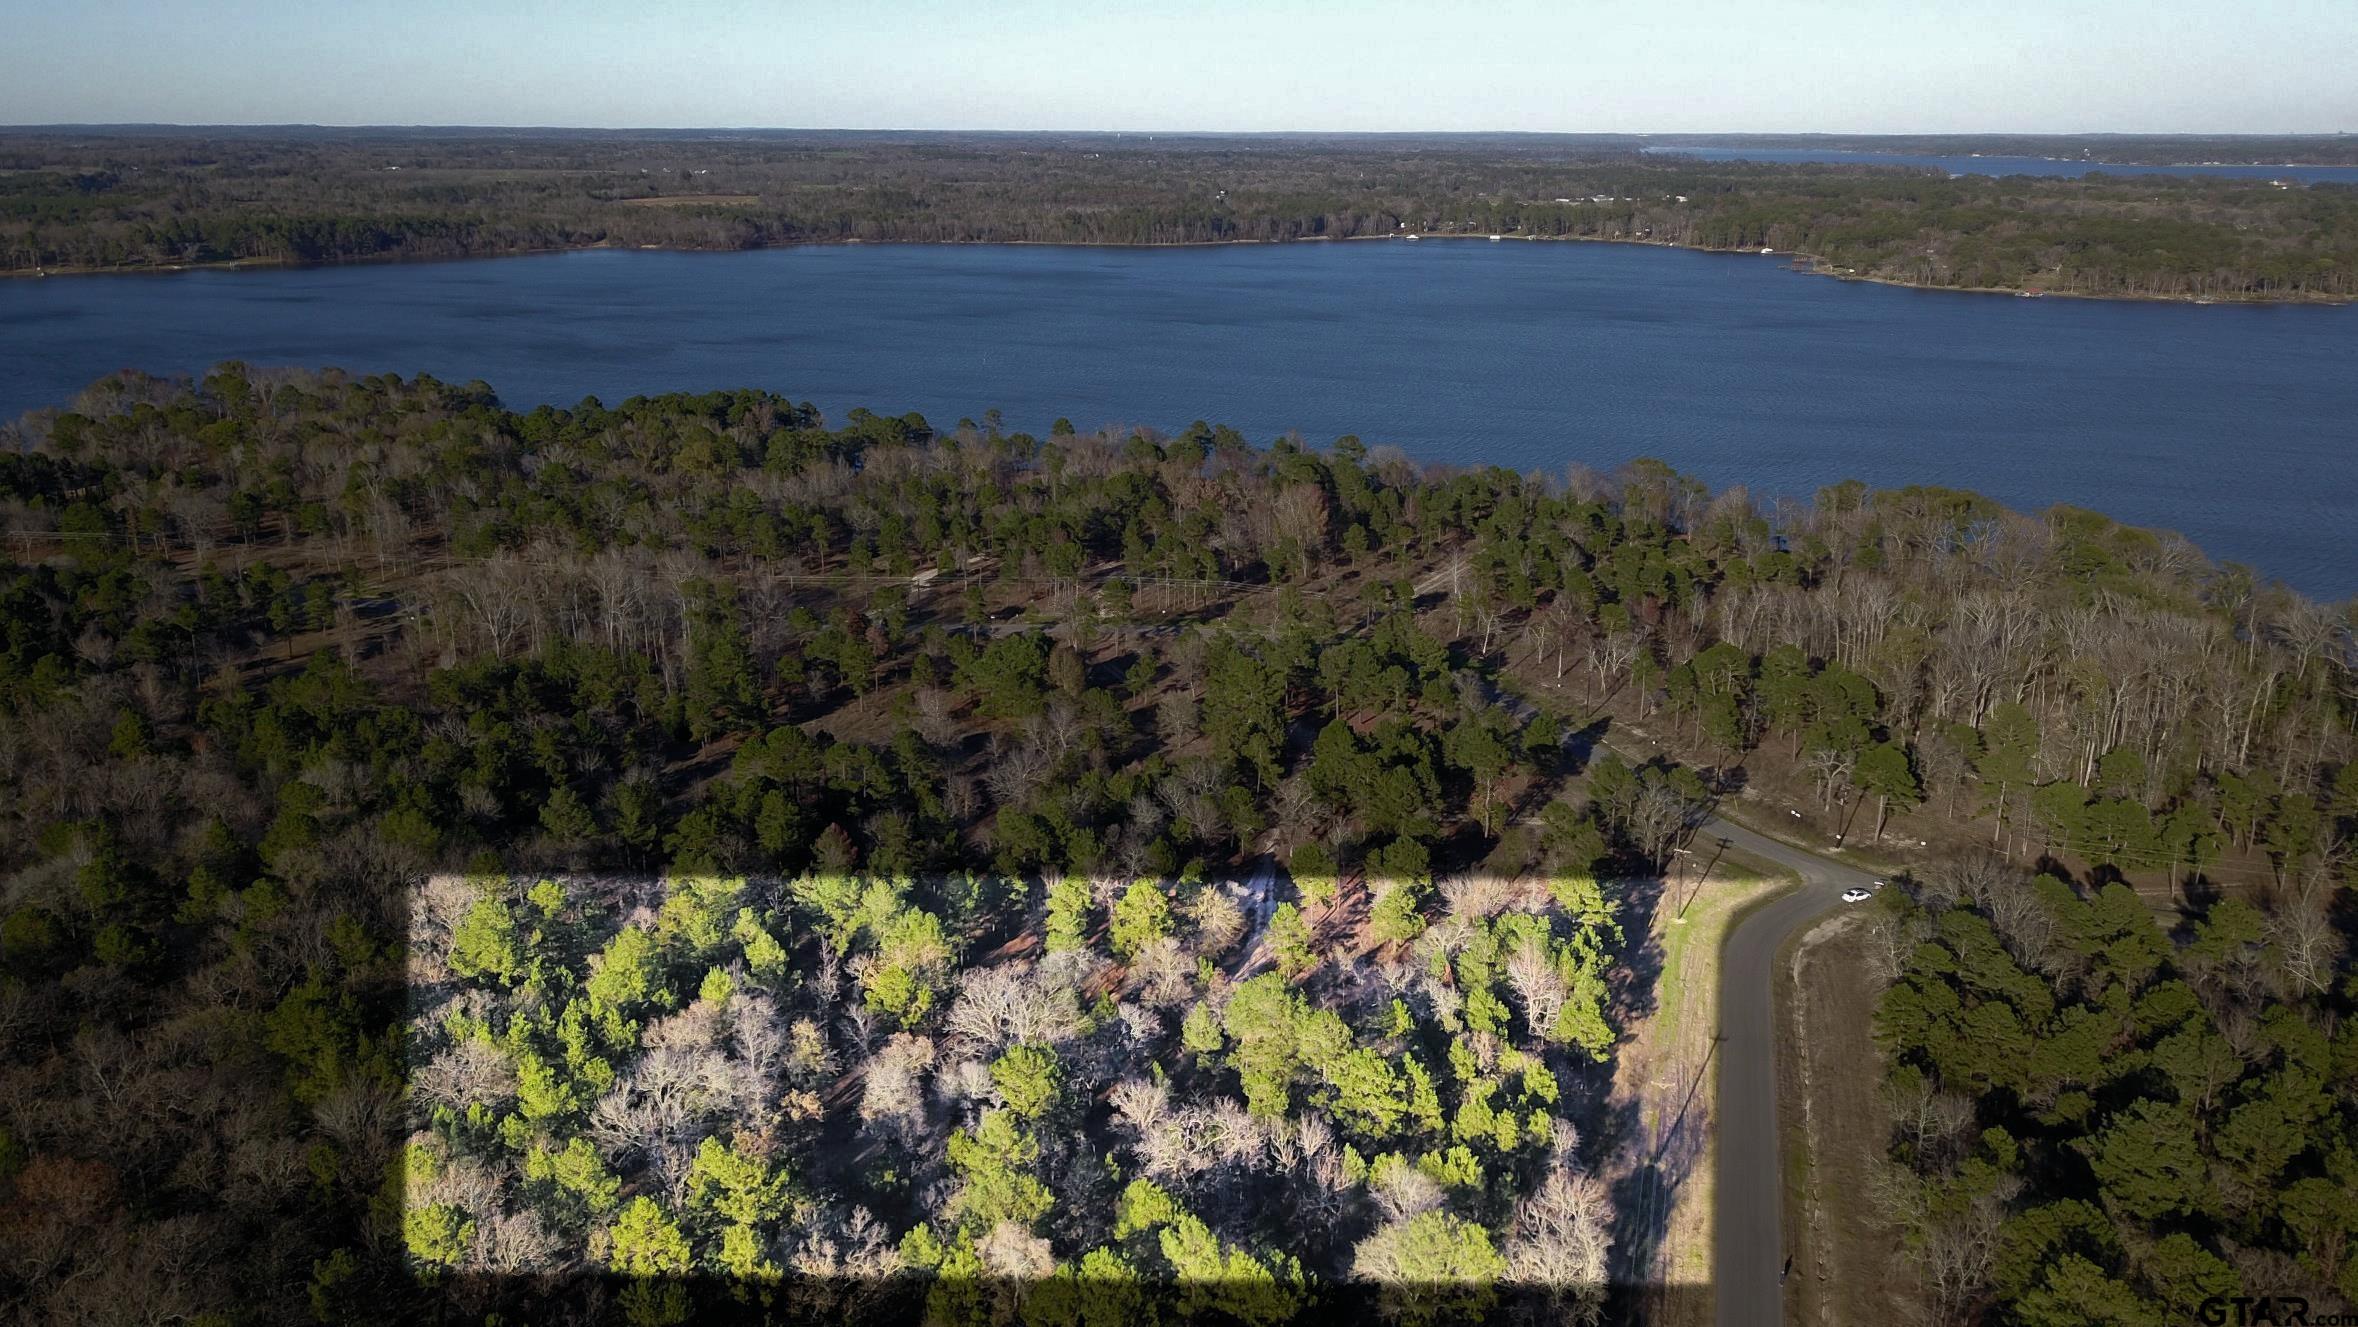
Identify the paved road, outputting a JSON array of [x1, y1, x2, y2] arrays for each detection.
[[1707, 816, 1880, 1327], [1402, 668, 1872, 1323]]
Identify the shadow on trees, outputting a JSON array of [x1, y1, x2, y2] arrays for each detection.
[[407, 1270, 1697, 1325]]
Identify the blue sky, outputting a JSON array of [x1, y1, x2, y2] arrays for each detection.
[[5, 0, 2354, 132]]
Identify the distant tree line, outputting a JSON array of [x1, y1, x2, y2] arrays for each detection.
[[1647, 133, 2358, 167], [2, 131, 2354, 300]]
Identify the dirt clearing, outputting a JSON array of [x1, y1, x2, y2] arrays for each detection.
[[1778, 908, 1923, 1326]]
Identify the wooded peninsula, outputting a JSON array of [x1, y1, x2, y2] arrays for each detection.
[[1, 366, 2352, 1323], [5, 129, 2356, 302]]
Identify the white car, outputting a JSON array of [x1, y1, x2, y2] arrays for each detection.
[[1839, 887, 1873, 903]]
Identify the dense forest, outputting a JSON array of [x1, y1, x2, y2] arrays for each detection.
[[0, 365, 2352, 1324], [3, 130, 2356, 301], [1872, 853, 2357, 1324]]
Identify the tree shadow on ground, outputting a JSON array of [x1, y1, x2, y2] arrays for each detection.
[[1561, 714, 1613, 779], [1606, 866, 1668, 1031], [414, 1271, 1679, 1325], [1602, 1031, 1719, 1322], [1592, 860, 1688, 1302]]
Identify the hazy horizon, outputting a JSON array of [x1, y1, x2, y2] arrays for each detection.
[[7, 0, 2354, 135], [5, 124, 2356, 137]]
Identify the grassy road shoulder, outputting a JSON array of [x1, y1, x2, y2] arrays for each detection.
[[1616, 848, 1797, 1326], [1776, 907, 1924, 1326]]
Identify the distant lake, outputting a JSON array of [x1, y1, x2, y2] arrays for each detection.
[[1643, 143, 2358, 184], [3, 242, 2354, 598]]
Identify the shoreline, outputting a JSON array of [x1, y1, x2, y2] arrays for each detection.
[[1641, 144, 2358, 170], [3, 231, 2350, 307]]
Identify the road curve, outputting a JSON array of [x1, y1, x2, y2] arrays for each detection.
[[1707, 816, 1879, 1327]]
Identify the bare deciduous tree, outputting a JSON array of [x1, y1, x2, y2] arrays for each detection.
[[943, 962, 1083, 1053], [1504, 933, 1570, 1045], [1505, 1169, 1613, 1325], [471, 1208, 564, 1274], [2267, 892, 2342, 997], [856, 1033, 936, 1142], [412, 1038, 519, 1114]]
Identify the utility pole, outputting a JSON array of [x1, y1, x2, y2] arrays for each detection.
[[1675, 836, 1730, 921], [1834, 789, 1863, 848]]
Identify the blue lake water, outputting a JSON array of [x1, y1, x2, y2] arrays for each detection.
[[1644, 144, 2358, 184], [2, 242, 2353, 598]]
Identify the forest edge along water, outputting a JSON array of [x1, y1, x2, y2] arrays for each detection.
[[3, 240, 2353, 599], [7, 131, 2354, 305]]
